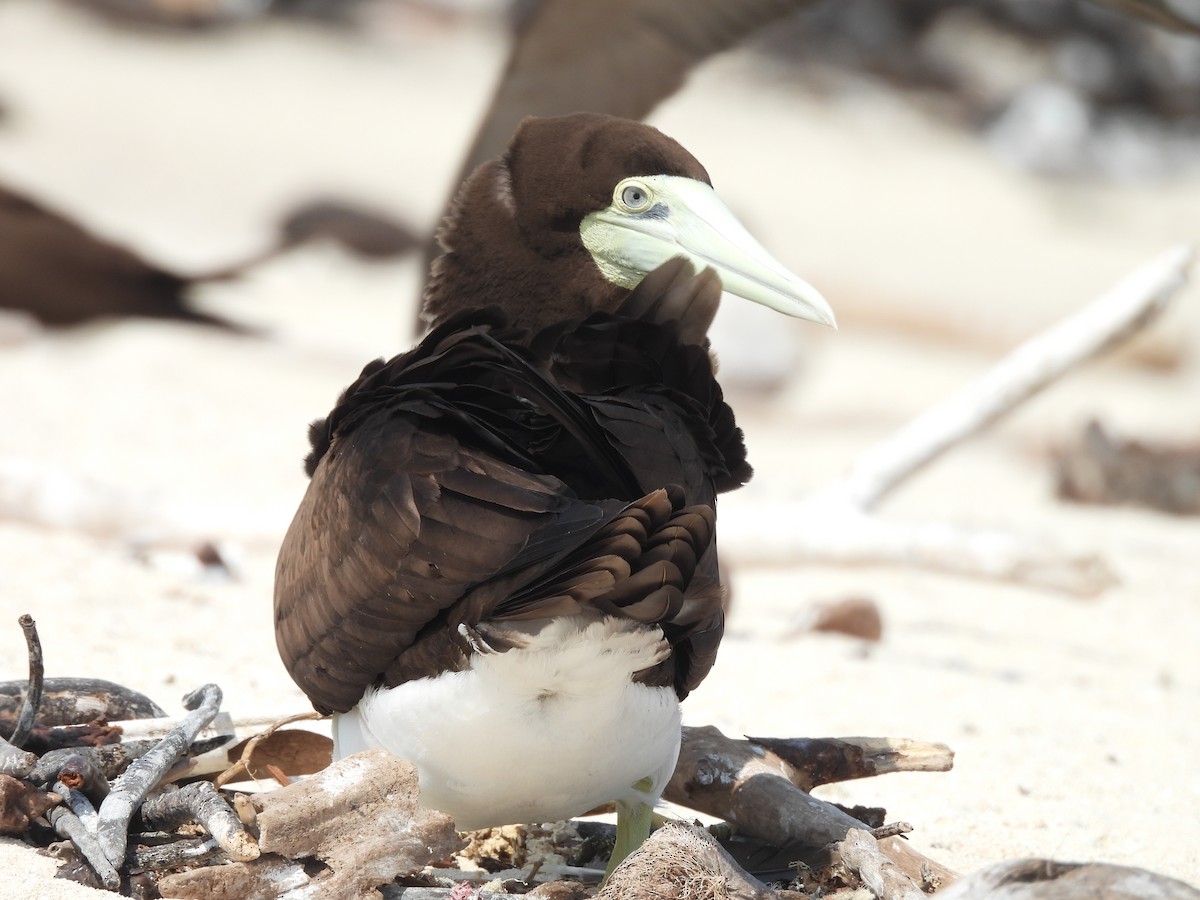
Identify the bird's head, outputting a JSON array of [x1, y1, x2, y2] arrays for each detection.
[[422, 113, 834, 334]]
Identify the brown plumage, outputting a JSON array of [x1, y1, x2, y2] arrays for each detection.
[[416, 0, 818, 324], [0, 184, 245, 331], [277, 253, 745, 715], [276, 117, 747, 714], [272, 114, 830, 843]]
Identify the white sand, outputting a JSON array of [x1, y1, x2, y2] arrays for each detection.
[[0, 2, 1198, 896]]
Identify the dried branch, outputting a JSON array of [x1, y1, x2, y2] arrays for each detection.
[[0, 677, 167, 725], [33, 740, 160, 785], [8, 614, 44, 748], [53, 780, 99, 833], [744, 735, 953, 792], [830, 243, 1193, 512], [665, 725, 956, 888], [138, 781, 259, 861], [97, 683, 222, 866], [724, 507, 1117, 597], [597, 821, 775, 900], [128, 835, 224, 871], [47, 802, 121, 891], [157, 750, 462, 900], [724, 244, 1194, 596], [214, 710, 324, 788], [838, 828, 926, 900]]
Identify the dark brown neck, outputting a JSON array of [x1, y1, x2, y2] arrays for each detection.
[[421, 161, 627, 335]]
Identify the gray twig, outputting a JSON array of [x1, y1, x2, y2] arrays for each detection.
[[53, 780, 99, 833], [8, 614, 44, 748], [97, 684, 222, 866], [139, 781, 259, 861], [829, 243, 1194, 512], [128, 835, 225, 871], [47, 803, 121, 891], [32, 740, 158, 786], [839, 828, 926, 900]]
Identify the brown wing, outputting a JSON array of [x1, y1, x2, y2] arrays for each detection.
[[274, 411, 611, 714], [461, 0, 818, 183], [278, 291, 742, 714]]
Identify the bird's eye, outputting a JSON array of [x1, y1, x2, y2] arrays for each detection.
[[617, 181, 652, 212]]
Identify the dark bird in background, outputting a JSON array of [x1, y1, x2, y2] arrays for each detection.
[[274, 113, 834, 872], [0, 185, 418, 331], [0, 184, 249, 331]]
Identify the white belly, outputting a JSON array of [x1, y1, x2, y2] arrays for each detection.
[[332, 616, 682, 829]]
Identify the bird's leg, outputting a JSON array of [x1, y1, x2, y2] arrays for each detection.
[[604, 776, 655, 880]]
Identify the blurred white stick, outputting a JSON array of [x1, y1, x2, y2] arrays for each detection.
[[725, 243, 1195, 597], [830, 243, 1194, 512]]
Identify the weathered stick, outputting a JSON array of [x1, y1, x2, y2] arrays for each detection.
[[724, 507, 1117, 597], [97, 683, 222, 866], [138, 781, 259, 861], [724, 244, 1194, 596], [214, 710, 323, 788], [33, 740, 160, 785], [838, 828, 927, 900], [745, 735, 953, 792], [47, 803, 121, 891], [665, 725, 957, 887], [597, 821, 775, 899], [0, 677, 166, 725], [53, 780, 99, 833], [8, 614, 45, 748], [128, 835, 224, 871], [829, 243, 1193, 512]]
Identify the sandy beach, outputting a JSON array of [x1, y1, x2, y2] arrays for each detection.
[[1, 2, 1198, 895]]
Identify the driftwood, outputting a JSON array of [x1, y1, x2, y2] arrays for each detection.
[[97, 683, 224, 866], [157, 749, 462, 900], [936, 858, 1200, 899], [129, 836, 225, 872], [665, 725, 957, 888], [138, 781, 259, 862], [7, 614, 44, 748], [597, 822, 775, 900], [47, 800, 121, 891], [0, 676, 167, 725], [837, 828, 927, 900], [741, 734, 953, 793], [723, 243, 1195, 596], [32, 739, 174, 785]]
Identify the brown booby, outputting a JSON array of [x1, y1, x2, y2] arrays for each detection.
[[274, 113, 834, 872]]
